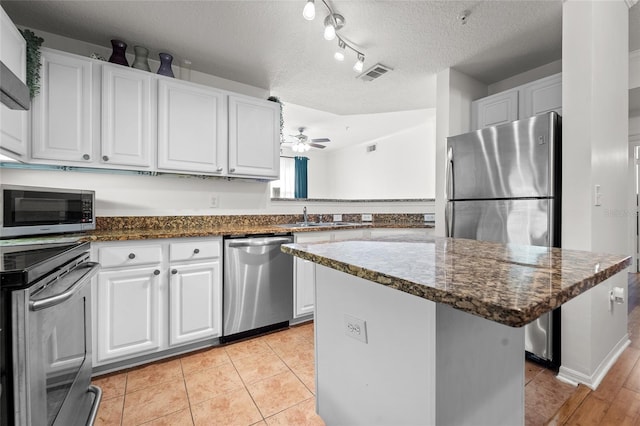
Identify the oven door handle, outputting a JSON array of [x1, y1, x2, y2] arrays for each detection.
[[29, 262, 100, 311]]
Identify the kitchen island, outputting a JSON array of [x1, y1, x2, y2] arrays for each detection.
[[282, 235, 631, 425]]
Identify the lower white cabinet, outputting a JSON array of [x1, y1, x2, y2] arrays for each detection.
[[92, 237, 222, 367], [96, 265, 164, 362], [169, 261, 222, 346], [293, 230, 366, 318]]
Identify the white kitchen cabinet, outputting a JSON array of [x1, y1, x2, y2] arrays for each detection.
[[31, 48, 96, 164], [519, 73, 562, 118], [169, 261, 222, 346], [101, 63, 155, 168], [293, 230, 365, 318], [471, 90, 519, 130], [95, 264, 164, 363], [471, 73, 562, 130], [0, 7, 28, 159], [168, 239, 222, 346], [157, 79, 227, 174], [228, 94, 280, 178], [92, 237, 223, 368]]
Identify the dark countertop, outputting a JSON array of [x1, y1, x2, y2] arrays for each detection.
[[282, 235, 631, 327]]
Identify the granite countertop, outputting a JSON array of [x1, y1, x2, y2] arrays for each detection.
[[80, 222, 432, 242], [281, 235, 631, 327]]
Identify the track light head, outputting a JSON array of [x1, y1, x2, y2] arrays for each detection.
[[353, 53, 365, 73], [303, 0, 315, 20], [323, 13, 345, 40], [334, 39, 346, 61]]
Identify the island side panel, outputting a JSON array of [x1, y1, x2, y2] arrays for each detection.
[[314, 265, 437, 426], [435, 303, 525, 426]]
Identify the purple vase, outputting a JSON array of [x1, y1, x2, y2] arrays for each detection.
[[157, 53, 174, 78], [108, 39, 129, 66]]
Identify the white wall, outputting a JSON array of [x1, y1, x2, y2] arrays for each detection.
[[321, 117, 436, 200], [559, 0, 630, 389]]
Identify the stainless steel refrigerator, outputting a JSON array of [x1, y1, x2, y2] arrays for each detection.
[[445, 111, 561, 366]]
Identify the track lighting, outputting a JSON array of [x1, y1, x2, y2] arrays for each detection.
[[302, 0, 366, 72], [334, 39, 346, 61], [302, 0, 315, 20], [353, 53, 365, 73]]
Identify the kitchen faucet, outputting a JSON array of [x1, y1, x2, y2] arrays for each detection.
[[303, 206, 308, 225]]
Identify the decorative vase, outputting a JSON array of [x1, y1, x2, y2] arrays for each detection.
[[131, 46, 151, 71], [157, 52, 174, 78], [108, 39, 129, 66]]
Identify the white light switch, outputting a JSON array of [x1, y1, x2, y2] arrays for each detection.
[[594, 185, 602, 206]]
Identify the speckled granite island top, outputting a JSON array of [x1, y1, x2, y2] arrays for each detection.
[[282, 236, 631, 327]]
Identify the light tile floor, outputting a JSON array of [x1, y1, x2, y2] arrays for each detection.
[[92, 322, 323, 426]]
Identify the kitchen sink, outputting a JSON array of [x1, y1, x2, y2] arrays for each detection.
[[275, 222, 362, 228]]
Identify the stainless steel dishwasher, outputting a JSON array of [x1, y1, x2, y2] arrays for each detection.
[[222, 234, 294, 341]]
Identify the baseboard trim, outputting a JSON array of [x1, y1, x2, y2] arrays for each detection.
[[557, 334, 630, 389]]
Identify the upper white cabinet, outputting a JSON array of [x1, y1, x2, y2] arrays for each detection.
[[101, 63, 155, 168], [519, 73, 562, 118], [31, 48, 96, 163], [157, 79, 227, 174], [471, 90, 519, 130], [471, 73, 562, 130], [0, 6, 28, 159], [228, 94, 280, 178]]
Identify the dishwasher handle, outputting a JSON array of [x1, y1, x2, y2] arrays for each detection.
[[227, 237, 293, 248]]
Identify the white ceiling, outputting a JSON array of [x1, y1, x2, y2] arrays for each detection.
[[2, 0, 637, 149]]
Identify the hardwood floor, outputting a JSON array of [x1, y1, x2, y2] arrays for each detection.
[[544, 273, 640, 425]]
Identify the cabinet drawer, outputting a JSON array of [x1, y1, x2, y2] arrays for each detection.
[[170, 240, 220, 262], [98, 245, 163, 268]]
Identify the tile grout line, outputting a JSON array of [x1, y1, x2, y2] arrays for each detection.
[[178, 358, 197, 426], [226, 346, 268, 424]]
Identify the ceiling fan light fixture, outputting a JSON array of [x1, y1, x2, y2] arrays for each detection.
[[302, 0, 316, 20], [353, 53, 365, 73]]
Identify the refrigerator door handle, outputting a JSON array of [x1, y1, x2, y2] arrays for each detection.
[[445, 202, 455, 238], [445, 146, 454, 200]]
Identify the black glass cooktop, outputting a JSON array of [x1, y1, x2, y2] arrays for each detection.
[[0, 241, 89, 288]]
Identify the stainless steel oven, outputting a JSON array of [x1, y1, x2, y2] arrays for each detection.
[[1, 241, 101, 425], [1, 185, 95, 238]]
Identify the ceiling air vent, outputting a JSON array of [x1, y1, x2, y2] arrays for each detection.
[[357, 64, 393, 82]]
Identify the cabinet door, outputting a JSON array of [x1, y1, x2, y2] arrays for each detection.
[[294, 257, 316, 318], [0, 7, 28, 159], [520, 73, 562, 119], [471, 90, 519, 130], [95, 265, 164, 364], [101, 64, 155, 168], [228, 95, 280, 178], [169, 261, 222, 346], [157, 79, 226, 174], [31, 49, 94, 163]]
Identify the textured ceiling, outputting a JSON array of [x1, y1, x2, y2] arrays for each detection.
[[1, 0, 569, 115], [1, 0, 637, 149]]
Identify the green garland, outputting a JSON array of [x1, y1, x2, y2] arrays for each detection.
[[20, 29, 44, 98], [267, 96, 285, 143]]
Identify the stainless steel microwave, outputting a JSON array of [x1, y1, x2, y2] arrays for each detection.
[[0, 185, 95, 238]]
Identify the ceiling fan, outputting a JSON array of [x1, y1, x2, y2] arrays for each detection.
[[285, 127, 331, 152]]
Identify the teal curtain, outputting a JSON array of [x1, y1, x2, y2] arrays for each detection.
[[294, 156, 308, 199]]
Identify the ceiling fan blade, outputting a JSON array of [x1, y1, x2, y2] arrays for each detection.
[[311, 138, 330, 143], [308, 143, 327, 149]]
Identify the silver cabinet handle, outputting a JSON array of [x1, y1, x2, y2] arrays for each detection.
[[229, 168, 235, 173], [128, 253, 136, 259], [216, 167, 223, 172], [193, 248, 200, 254], [30, 262, 99, 311], [153, 270, 160, 275], [102, 155, 109, 161], [171, 269, 178, 275], [83, 154, 90, 160]]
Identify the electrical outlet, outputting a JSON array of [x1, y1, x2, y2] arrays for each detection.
[[424, 213, 435, 222], [333, 214, 343, 222], [209, 194, 219, 208], [344, 314, 367, 343], [361, 213, 373, 222]]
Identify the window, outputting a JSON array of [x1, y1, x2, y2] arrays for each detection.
[[270, 157, 295, 198]]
